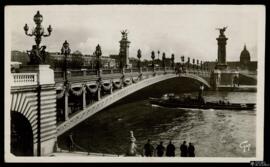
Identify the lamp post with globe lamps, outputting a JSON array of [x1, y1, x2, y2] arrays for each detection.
[[151, 51, 155, 73], [24, 11, 52, 65], [171, 53, 175, 69], [137, 49, 142, 74], [192, 59, 195, 70], [162, 52, 166, 73], [61, 40, 71, 85], [95, 44, 102, 81]]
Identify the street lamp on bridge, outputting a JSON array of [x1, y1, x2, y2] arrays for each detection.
[[151, 51, 155, 72], [23, 10, 53, 157], [95, 44, 102, 80], [181, 55, 185, 68], [162, 52, 166, 73], [171, 53, 175, 69], [24, 11, 52, 65], [192, 58, 195, 69], [137, 49, 142, 73], [157, 50, 160, 67], [61, 40, 71, 85], [187, 57, 190, 69]]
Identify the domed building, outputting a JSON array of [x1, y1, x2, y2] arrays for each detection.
[[204, 44, 257, 72], [240, 45, 251, 67]]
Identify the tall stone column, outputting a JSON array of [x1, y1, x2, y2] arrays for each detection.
[[20, 65, 57, 156], [119, 30, 131, 68], [97, 87, 101, 101], [64, 89, 69, 121], [82, 85, 86, 109], [110, 82, 113, 94], [216, 27, 228, 70]]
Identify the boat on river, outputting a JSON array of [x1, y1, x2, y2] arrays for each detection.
[[149, 93, 255, 110]]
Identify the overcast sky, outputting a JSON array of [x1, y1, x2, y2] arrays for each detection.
[[6, 5, 264, 62]]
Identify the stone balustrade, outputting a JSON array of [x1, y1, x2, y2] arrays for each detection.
[[11, 73, 38, 86]]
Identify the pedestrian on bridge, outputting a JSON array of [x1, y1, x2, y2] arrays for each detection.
[[67, 133, 74, 152], [180, 141, 188, 157], [156, 141, 165, 157], [188, 142, 195, 157], [165, 140, 175, 157], [143, 139, 154, 157]]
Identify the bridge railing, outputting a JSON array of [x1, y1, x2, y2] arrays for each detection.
[[11, 73, 38, 86], [71, 70, 84, 77], [102, 69, 112, 74], [53, 67, 178, 83], [86, 69, 97, 76], [112, 69, 121, 73]]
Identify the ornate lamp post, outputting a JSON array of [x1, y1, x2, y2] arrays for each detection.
[[137, 49, 142, 73], [171, 53, 175, 69], [61, 40, 71, 85], [192, 58, 195, 69], [197, 59, 199, 70], [181, 56, 185, 68], [157, 50, 160, 67], [151, 51, 155, 72], [162, 52, 166, 73], [95, 44, 102, 80], [24, 11, 52, 65], [187, 57, 190, 69]]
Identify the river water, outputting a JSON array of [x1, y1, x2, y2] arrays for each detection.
[[58, 90, 256, 157]]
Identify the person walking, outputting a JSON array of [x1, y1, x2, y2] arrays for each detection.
[[67, 133, 74, 152], [180, 141, 188, 157], [188, 142, 195, 157], [143, 139, 154, 157], [156, 141, 165, 157], [165, 140, 175, 157]]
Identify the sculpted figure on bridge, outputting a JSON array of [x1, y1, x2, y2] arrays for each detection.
[[216, 26, 227, 37], [121, 29, 129, 39], [126, 131, 137, 156]]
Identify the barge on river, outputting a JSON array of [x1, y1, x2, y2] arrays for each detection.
[[149, 93, 255, 110]]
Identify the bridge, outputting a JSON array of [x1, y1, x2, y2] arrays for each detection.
[[8, 10, 258, 158], [10, 65, 210, 156]]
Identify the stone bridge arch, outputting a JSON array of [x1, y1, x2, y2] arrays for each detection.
[[10, 91, 38, 156], [10, 83, 57, 156], [57, 74, 178, 135], [57, 72, 211, 136]]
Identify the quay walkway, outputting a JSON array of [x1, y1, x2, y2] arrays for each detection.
[[217, 85, 257, 92], [51, 150, 121, 157]]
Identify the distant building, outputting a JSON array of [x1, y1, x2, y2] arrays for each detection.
[[240, 45, 251, 67], [50, 52, 116, 69], [12, 50, 116, 69], [11, 50, 29, 65], [205, 45, 257, 72]]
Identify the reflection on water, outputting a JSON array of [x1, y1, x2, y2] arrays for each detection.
[[58, 91, 256, 157]]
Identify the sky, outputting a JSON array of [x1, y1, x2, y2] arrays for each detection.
[[5, 5, 265, 62]]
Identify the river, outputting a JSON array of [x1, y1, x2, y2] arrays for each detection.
[[58, 89, 256, 157]]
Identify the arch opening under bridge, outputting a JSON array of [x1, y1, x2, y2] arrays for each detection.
[[11, 112, 34, 156]]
